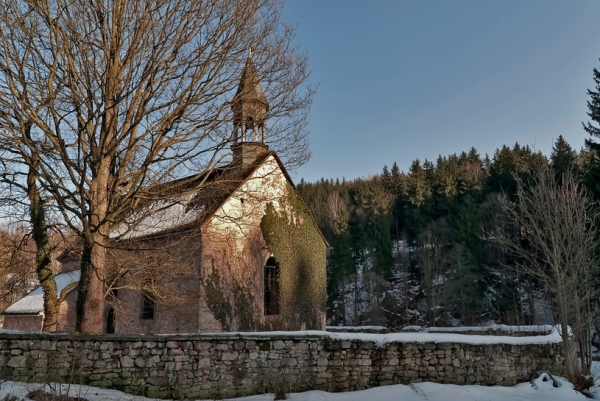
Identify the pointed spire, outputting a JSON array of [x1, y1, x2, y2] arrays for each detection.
[[232, 47, 269, 144], [230, 47, 270, 170]]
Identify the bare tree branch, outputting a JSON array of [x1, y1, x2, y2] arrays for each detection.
[[0, 0, 313, 332], [493, 166, 600, 378]]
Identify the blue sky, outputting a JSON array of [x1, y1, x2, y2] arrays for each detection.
[[283, 1, 600, 183]]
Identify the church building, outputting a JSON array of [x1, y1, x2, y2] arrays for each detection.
[[2, 51, 327, 334]]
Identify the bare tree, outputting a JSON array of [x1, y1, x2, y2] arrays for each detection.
[[0, 228, 36, 312], [494, 166, 599, 379], [0, 0, 313, 332], [326, 191, 349, 237], [104, 234, 201, 332], [0, 137, 64, 332]]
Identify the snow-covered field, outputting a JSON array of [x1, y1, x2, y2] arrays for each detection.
[[0, 373, 593, 401]]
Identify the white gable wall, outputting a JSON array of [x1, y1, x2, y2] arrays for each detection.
[[205, 155, 289, 246], [199, 155, 292, 331]]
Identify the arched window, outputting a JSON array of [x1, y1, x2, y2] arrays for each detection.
[[264, 257, 280, 315]]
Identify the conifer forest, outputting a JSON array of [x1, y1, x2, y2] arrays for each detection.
[[297, 136, 598, 328]]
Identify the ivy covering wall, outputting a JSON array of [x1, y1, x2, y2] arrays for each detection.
[[260, 186, 327, 329], [203, 235, 262, 333]]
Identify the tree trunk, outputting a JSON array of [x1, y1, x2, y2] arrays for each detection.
[[25, 125, 59, 332], [353, 276, 358, 325], [28, 187, 59, 332], [76, 155, 111, 333], [76, 236, 106, 333], [557, 277, 578, 379], [560, 320, 578, 380], [74, 16, 123, 332]]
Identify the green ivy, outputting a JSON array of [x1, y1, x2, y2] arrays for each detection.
[[204, 184, 326, 332], [205, 261, 256, 331], [260, 186, 327, 329], [232, 282, 255, 331], [204, 271, 232, 331]]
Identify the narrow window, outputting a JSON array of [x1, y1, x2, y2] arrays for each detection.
[[141, 292, 156, 320], [264, 257, 280, 315], [106, 308, 116, 334]]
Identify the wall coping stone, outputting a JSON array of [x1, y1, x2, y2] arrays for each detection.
[[0, 326, 563, 345]]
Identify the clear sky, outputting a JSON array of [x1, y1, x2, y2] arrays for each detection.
[[282, 1, 600, 183]]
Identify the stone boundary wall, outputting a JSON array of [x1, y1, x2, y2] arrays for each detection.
[[0, 330, 565, 399]]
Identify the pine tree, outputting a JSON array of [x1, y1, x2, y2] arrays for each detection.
[[550, 135, 576, 183], [382, 165, 390, 179], [583, 62, 600, 200], [381, 165, 391, 192], [467, 147, 480, 164], [391, 162, 400, 178], [407, 159, 430, 207], [584, 64, 600, 139], [482, 153, 492, 178]]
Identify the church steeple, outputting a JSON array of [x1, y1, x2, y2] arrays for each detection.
[[230, 47, 270, 170], [231, 47, 269, 144]]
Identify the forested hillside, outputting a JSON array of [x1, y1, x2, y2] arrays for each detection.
[[297, 136, 589, 328]]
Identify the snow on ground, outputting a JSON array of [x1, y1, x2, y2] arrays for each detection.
[[0, 374, 592, 401]]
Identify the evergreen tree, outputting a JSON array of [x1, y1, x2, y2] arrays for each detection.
[[482, 153, 492, 178], [391, 162, 401, 178], [550, 135, 577, 183], [297, 138, 560, 328], [444, 243, 485, 325], [381, 165, 392, 192], [407, 159, 430, 207], [405, 159, 430, 245], [463, 147, 484, 195], [487, 145, 516, 194], [583, 61, 600, 200], [389, 162, 405, 196], [385, 162, 406, 241], [467, 147, 481, 164], [325, 191, 355, 324], [352, 182, 394, 279], [382, 165, 390, 179]]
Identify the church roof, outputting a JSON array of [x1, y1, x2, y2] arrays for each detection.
[[3, 270, 80, 315], [112, 150, 293, 241]]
